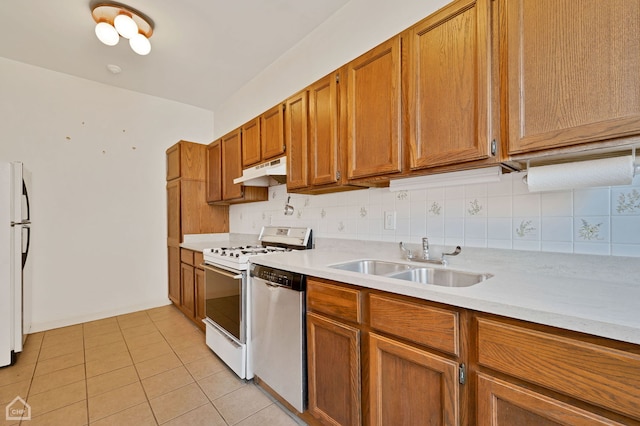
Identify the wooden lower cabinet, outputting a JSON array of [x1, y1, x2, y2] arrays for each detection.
[[180, 262, 195, 318], [178, 248, 205, 330], [307, 312, 361, 426], [168, 245, 180, 304], [369, 333, 459, 426], [195, 267, 205, 323], [306, 278, 463, 426], [476, 315, 640, 424], [306, 279, 640, 425], [477, 373, 628, 426]]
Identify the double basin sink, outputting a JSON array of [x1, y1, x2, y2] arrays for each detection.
[[329, 259, 492, 287]]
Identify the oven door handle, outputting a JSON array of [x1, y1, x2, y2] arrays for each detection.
[[201, 264, 243, 280]]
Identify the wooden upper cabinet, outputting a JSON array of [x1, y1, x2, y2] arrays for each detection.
[[210, 128, 268, 204], [166, 140, 207, 181], [206, 140, 222, 203], [309, 72, 341, 186], [261, 104, 285, 160], [166, 144, 180, 181], [346, 36, 402, 180], [242, 106, 285, 168], [503, 0, 640, 155], [407, 0, 492, 169], [285, 90, 309, 191], [221, 129, 244, 201], [241, 118, 261, 167]]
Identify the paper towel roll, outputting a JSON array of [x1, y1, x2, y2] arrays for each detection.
[[526, 155, 635, 192]]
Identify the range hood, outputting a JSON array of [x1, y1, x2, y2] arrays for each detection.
[[233, 156, 287, 187]]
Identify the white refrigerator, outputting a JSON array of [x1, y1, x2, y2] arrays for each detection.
[[0, 162, 32, 367]]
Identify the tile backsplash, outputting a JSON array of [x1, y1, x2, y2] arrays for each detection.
[[230, 171, 640, 257]]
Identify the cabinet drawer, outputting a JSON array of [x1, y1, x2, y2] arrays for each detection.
[[194, 251, 204, 268], [307, 279, 362, 324], [369, 294, 459, 356], [477, 317, 640, 420], [180, 248, 194, 265]]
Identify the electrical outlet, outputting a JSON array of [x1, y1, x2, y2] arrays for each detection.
[[384, 211, 396, 230]]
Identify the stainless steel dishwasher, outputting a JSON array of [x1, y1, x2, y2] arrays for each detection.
[[249, 263, 306, 413]]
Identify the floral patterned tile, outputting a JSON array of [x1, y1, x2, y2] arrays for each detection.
[[613, 188, 640, 215], [514, 218, 539, 240], [574, 216, 610, 243]]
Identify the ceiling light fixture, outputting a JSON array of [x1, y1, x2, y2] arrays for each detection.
[[91, 3, 154, 55]]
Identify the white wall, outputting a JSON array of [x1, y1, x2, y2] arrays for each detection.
[[0, 58, 214, 332]]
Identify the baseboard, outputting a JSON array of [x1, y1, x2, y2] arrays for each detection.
[[28, 298, 172, 333]]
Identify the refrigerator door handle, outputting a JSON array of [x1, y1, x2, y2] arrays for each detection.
[[22, 179, 30, 222], [22, 225, 30, 269]]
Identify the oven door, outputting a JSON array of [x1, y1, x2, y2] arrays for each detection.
[[202, 263, 246, 343]]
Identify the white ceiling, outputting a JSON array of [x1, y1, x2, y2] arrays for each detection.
[[0, 0, 351, 112]]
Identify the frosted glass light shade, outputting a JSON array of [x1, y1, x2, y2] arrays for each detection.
[[95, 22, 119, 46], [129, 33, 151, 55], [114, 14, 138, 39]]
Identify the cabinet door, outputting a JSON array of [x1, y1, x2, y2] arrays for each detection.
[[307, 312, 361, 426], [346, 36, 402, 180], [221, 129, 243, 201], [166, 179, 181, 246], [206, 140, 222, 203], [408, 0, 492, 169], [504, 0, 640, 154], [477, 317, 640, 420], [168, 245, 180, 304], [285, 90, 309, 191], [180, 262, 195, 319], [241, 118, 261, 167], [195, 267, 205, 324], [477, 373, 628, 426], [166, 143, 180, 181], [310, 73, 340, 186], [369, 332, 459, 426], [261, 104, 285, 161]]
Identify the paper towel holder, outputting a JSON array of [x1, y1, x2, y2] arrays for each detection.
[[522, 149, 639, 186]]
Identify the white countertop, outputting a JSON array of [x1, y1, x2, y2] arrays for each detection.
[[248, 238, 640, 345]]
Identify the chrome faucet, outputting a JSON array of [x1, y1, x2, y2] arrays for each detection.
[[399, 239, 462, 266], [422, 237, 429, 260]]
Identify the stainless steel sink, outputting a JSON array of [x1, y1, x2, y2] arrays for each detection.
[[387, 268, 492, 287], [329, 259, 413, 275], [328, 259, 491, 287]]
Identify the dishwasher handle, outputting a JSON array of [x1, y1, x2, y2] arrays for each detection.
[[263, 280, 281, 288]]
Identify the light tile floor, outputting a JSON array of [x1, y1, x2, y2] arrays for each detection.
[[0, 305, 305, 426]]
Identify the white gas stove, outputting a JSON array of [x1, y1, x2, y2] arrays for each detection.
[[201, 226, 312, 380], [203, 226, 312, 270]]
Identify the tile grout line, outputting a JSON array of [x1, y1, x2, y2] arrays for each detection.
[[148, 311, 231, 425], [117, 310, 161, 426]]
